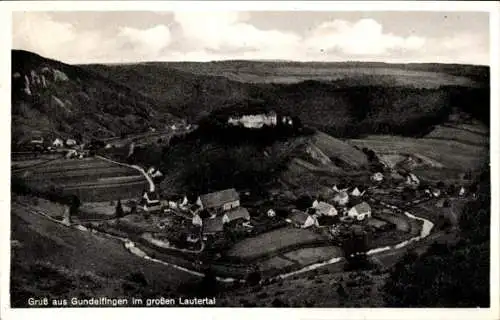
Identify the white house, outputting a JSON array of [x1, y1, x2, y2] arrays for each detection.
[[52, 138, 64, 147], [347, 202, 372, 221], [66, 139, 77, 147], [432, 189, 442, 198], [267, 209, 276, 217], [371, 172, 384, 182], [406, 173, 420, 187], [351, 187, 365, 197], [312, 199, 320, 208], [192, 214, 203, 226], [459, 187, 466, 197], [180, 196, 189, 207], [315, 201, 338, 216], [333, 191, 349, 206]]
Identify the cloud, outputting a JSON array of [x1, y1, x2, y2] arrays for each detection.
[[12, 12, 488, 65], [118, 25, 172, 57], [12, 12, 173, 63], [305, 19, 426, 56], [172, 12, 301, 53]]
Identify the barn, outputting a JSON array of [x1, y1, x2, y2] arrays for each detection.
[[196, 188, 240, 212]]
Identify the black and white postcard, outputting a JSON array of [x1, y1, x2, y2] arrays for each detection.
[[1, 1, 498, 320]]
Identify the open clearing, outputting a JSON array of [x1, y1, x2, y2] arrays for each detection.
[[226, 226, 328, 260]]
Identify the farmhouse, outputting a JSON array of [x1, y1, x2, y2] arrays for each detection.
[[350, 187, 365, 197], [192, 214, 203, 226], [371, 172, 384, 182], [66, 139, 77, 147], [313, 201, 338, 216], [459, 186, 466, 197], [347, 202, 372, 221], [52, 138, 64, 147], [196, 188, 240, 212], [142, 191, 162, 213], [287, 210, 317, 228], [333, 191, 349, 206], [406, 173, 420, 187], [432, 188, 442, 198], [222, 207, 251, 224]]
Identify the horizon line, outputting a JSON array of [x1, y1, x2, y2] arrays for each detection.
[[12, 48, 490, 68]]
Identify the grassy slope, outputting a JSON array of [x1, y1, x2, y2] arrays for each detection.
[[10, 201, 198, 307]]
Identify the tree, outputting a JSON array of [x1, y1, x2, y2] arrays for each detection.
[[295, 194, 312, 211], [115, 199, 124, 218], [246, 269, 262, 286], [69, 195, 80, 216], [198, 267, 218, 296]]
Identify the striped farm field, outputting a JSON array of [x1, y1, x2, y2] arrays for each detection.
[[12, 157, 148, 202], [349, 134, 487, 170], [424, 125, 489, 146]]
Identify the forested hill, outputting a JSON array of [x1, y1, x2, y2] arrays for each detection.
[[83, 60, 490, 138]]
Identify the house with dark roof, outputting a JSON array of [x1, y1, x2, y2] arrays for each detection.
[[196, 188, 240, 212], [222, 207, 250, 224], [313, 201, 338, 216], [203, 216, 225, 235], [287, 210, 317, 228]]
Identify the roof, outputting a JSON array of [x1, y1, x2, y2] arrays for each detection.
[[367, 218, 388, 229], [289, 210, 310, 225], [199, 188, 239, 209], [224, 207, 250, 222], [350, 202, 371, 214], [334, 191, 349, 200], [203, 216, 224, 234], [315, 201, 336, 214]]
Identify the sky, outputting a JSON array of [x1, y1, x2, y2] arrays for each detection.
[[12, 11, 490, 65]]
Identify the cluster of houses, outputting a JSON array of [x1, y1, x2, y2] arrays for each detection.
[[134, 165, 474, 246], [28, 135, 87, 158], [139, 188, 251, 242], [287, 184, 372, 229]]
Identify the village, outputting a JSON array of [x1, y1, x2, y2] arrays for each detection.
[[66, 156, 474, 278], [11, 115, 480, 281]]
